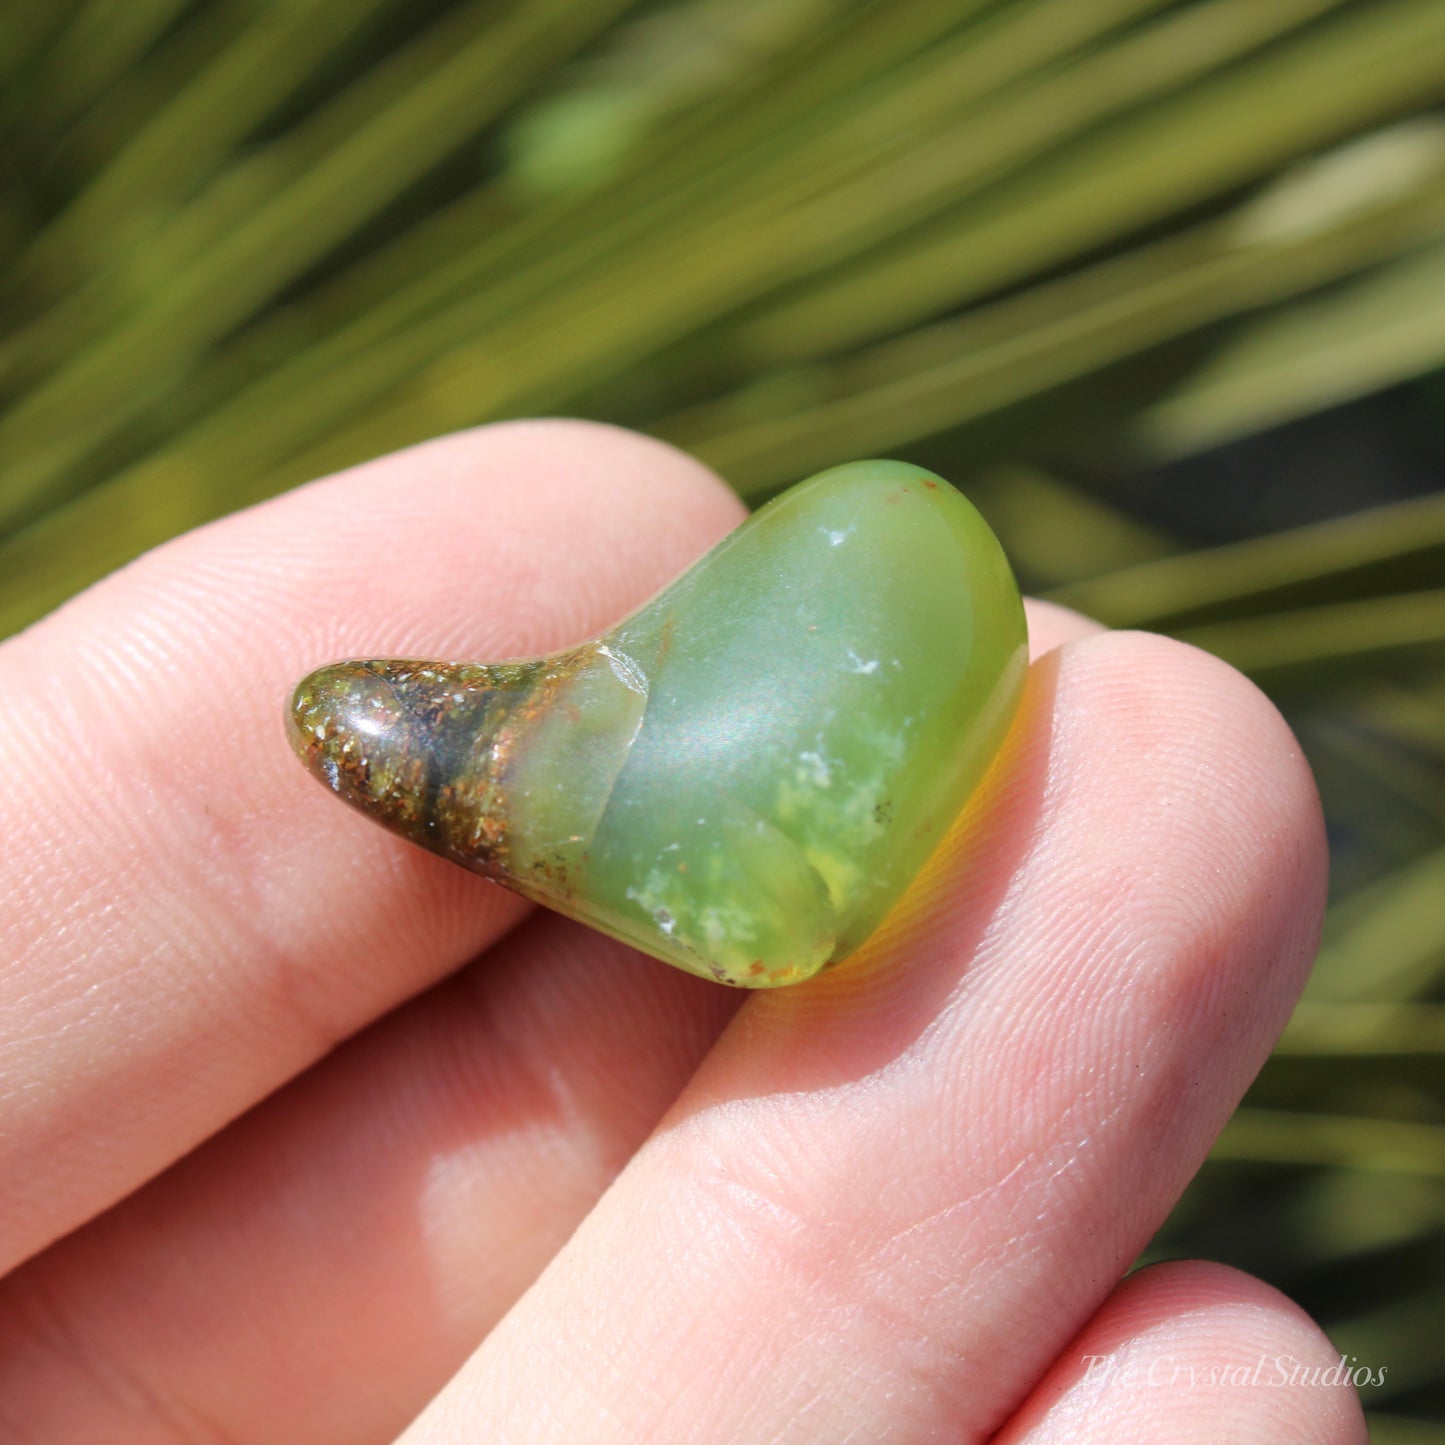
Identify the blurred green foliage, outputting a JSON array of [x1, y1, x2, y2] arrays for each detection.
[[3, 0, 1444, 1431]]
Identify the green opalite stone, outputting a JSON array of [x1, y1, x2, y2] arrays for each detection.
[[287, 460, 1027, 986]]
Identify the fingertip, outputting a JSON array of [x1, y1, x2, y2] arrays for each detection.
[[1063, 627, 1329, 974], [1023, 597, 1105, 658], [998, 1259, 1369, 1444], [26, 419, 744, 661]]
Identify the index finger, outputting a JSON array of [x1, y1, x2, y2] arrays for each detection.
[[0, 419, 744, 1275]]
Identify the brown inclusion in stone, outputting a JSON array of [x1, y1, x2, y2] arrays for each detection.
[[289, 656, 548, 885], [288, 642, 648, 914]]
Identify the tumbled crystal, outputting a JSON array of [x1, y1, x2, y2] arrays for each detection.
[[287, 460, 1027, 986]]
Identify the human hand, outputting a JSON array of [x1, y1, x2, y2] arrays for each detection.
[[0, 422, 1362, 1442]]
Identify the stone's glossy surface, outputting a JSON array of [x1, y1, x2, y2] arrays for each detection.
[[287, 461, 1027, 987]]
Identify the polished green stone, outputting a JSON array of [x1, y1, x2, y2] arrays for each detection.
[[287, 460, 1027, 987]]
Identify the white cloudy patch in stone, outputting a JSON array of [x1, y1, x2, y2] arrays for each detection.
[[797, 749, 832, 787]]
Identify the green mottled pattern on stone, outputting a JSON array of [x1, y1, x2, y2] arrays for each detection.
[[288, 461, 1027, 987]]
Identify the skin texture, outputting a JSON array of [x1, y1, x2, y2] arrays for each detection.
[[0, 421, 1363, 1443]]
